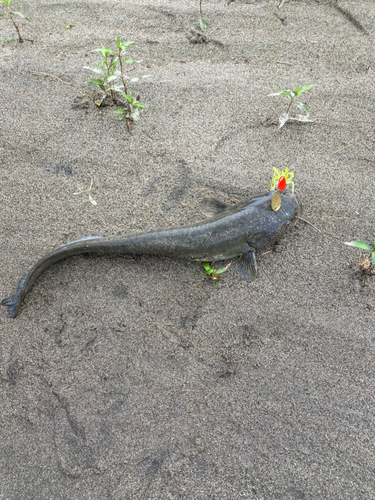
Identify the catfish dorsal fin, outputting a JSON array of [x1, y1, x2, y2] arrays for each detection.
[[67, 235, 104, 245], [199, 198, 231, 217]]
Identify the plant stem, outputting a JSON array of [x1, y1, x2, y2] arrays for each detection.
[[286, 95, 294, 115], [117, 47, 128, 95], [10, 14, 23, 43], [104, 55, 116, 102], [199, 0, 203, 19]]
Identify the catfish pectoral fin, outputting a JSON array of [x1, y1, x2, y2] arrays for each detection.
[[237, 251, 257, 282], [1, 293, 21, 318], [199, 198, 231, 217]]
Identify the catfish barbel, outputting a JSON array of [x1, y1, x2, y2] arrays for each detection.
[[1, 191, 302, 318]]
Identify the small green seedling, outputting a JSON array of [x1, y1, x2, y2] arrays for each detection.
[[0, 36, 13, 42], [115, 36, 143, 95], [345, 239, 375, 267], [65, 20, 74, 29], [85, 37, 142, 104], [268, 84, 314, 129], [85, 37, 146, 126], [203, 262, 231, 281], [199, 0, 207, 30], [0, 0, 30, 43], [86, 46, 120, 103]]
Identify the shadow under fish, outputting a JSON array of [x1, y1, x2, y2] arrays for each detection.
[[1, 191, 302, 318]]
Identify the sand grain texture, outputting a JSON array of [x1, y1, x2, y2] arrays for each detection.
[[1, 0, 375, 498]]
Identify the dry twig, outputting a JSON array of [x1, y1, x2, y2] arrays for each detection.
[[30, 71, 78, 86]]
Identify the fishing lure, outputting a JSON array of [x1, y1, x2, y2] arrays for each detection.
[[270, 167, 294, 193]]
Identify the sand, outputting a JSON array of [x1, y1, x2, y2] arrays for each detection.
[[1, 0, 374, 498]]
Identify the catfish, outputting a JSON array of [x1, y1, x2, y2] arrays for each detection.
[[1, 190, 302, 317]]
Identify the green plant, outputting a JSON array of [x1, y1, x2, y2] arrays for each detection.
[[199, 0, 207, 30], [115, 92, 145, 123], [0, 0, 30, 43], [268, 84, 314, 129], [86, 47, 120, 103], [0, 35, 13, 42], [115, 36, 141, 95], [85, 37, 142, 105], [345, 239, 375, 266], [203, 262, 231, 281]]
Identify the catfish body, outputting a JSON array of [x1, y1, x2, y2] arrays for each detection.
[[1, 191, 302, 318]]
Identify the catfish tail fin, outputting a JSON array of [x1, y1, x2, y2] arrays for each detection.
[[1, 293, 21, 318], [1, 273, 29, 318]]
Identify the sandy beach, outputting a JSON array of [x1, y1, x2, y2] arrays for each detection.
[[1, 0, 374, 498]]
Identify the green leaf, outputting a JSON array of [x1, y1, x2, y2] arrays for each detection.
[[123, 57, 141, 64], [279, 90, 293, 98], [120, 93, 132, 103], [200, 17, 207, 30], [112, 84, 124, 92], [94, 96, 105, 107], [289, 115, 314, 123], [203, 262, 213, 275], [114, 109, 126, 114], [345, 241, 372, 252], [120, 41, 136, 49], [85, 66, 106, 75], [269, 90, 293, 98], [93, 47, 116, 58], [134, 102, 145, 109], [130, 108, 141, 120], [278, 112, 290, 128], [88, 78, 104, 85], [294, 101, 309, 113], [214, 267, 228, 275], [372, 252, 375, 265], [109, 57, 119, 69], [296, 84, 313, 96], [13, 11, 30, 21], [103, 74, 118, 83]]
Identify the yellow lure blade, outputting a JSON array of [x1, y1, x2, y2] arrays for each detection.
[[271, 192, 281, 211]]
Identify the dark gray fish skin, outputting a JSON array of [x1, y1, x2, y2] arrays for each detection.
[[1, 191, 302, 318]]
